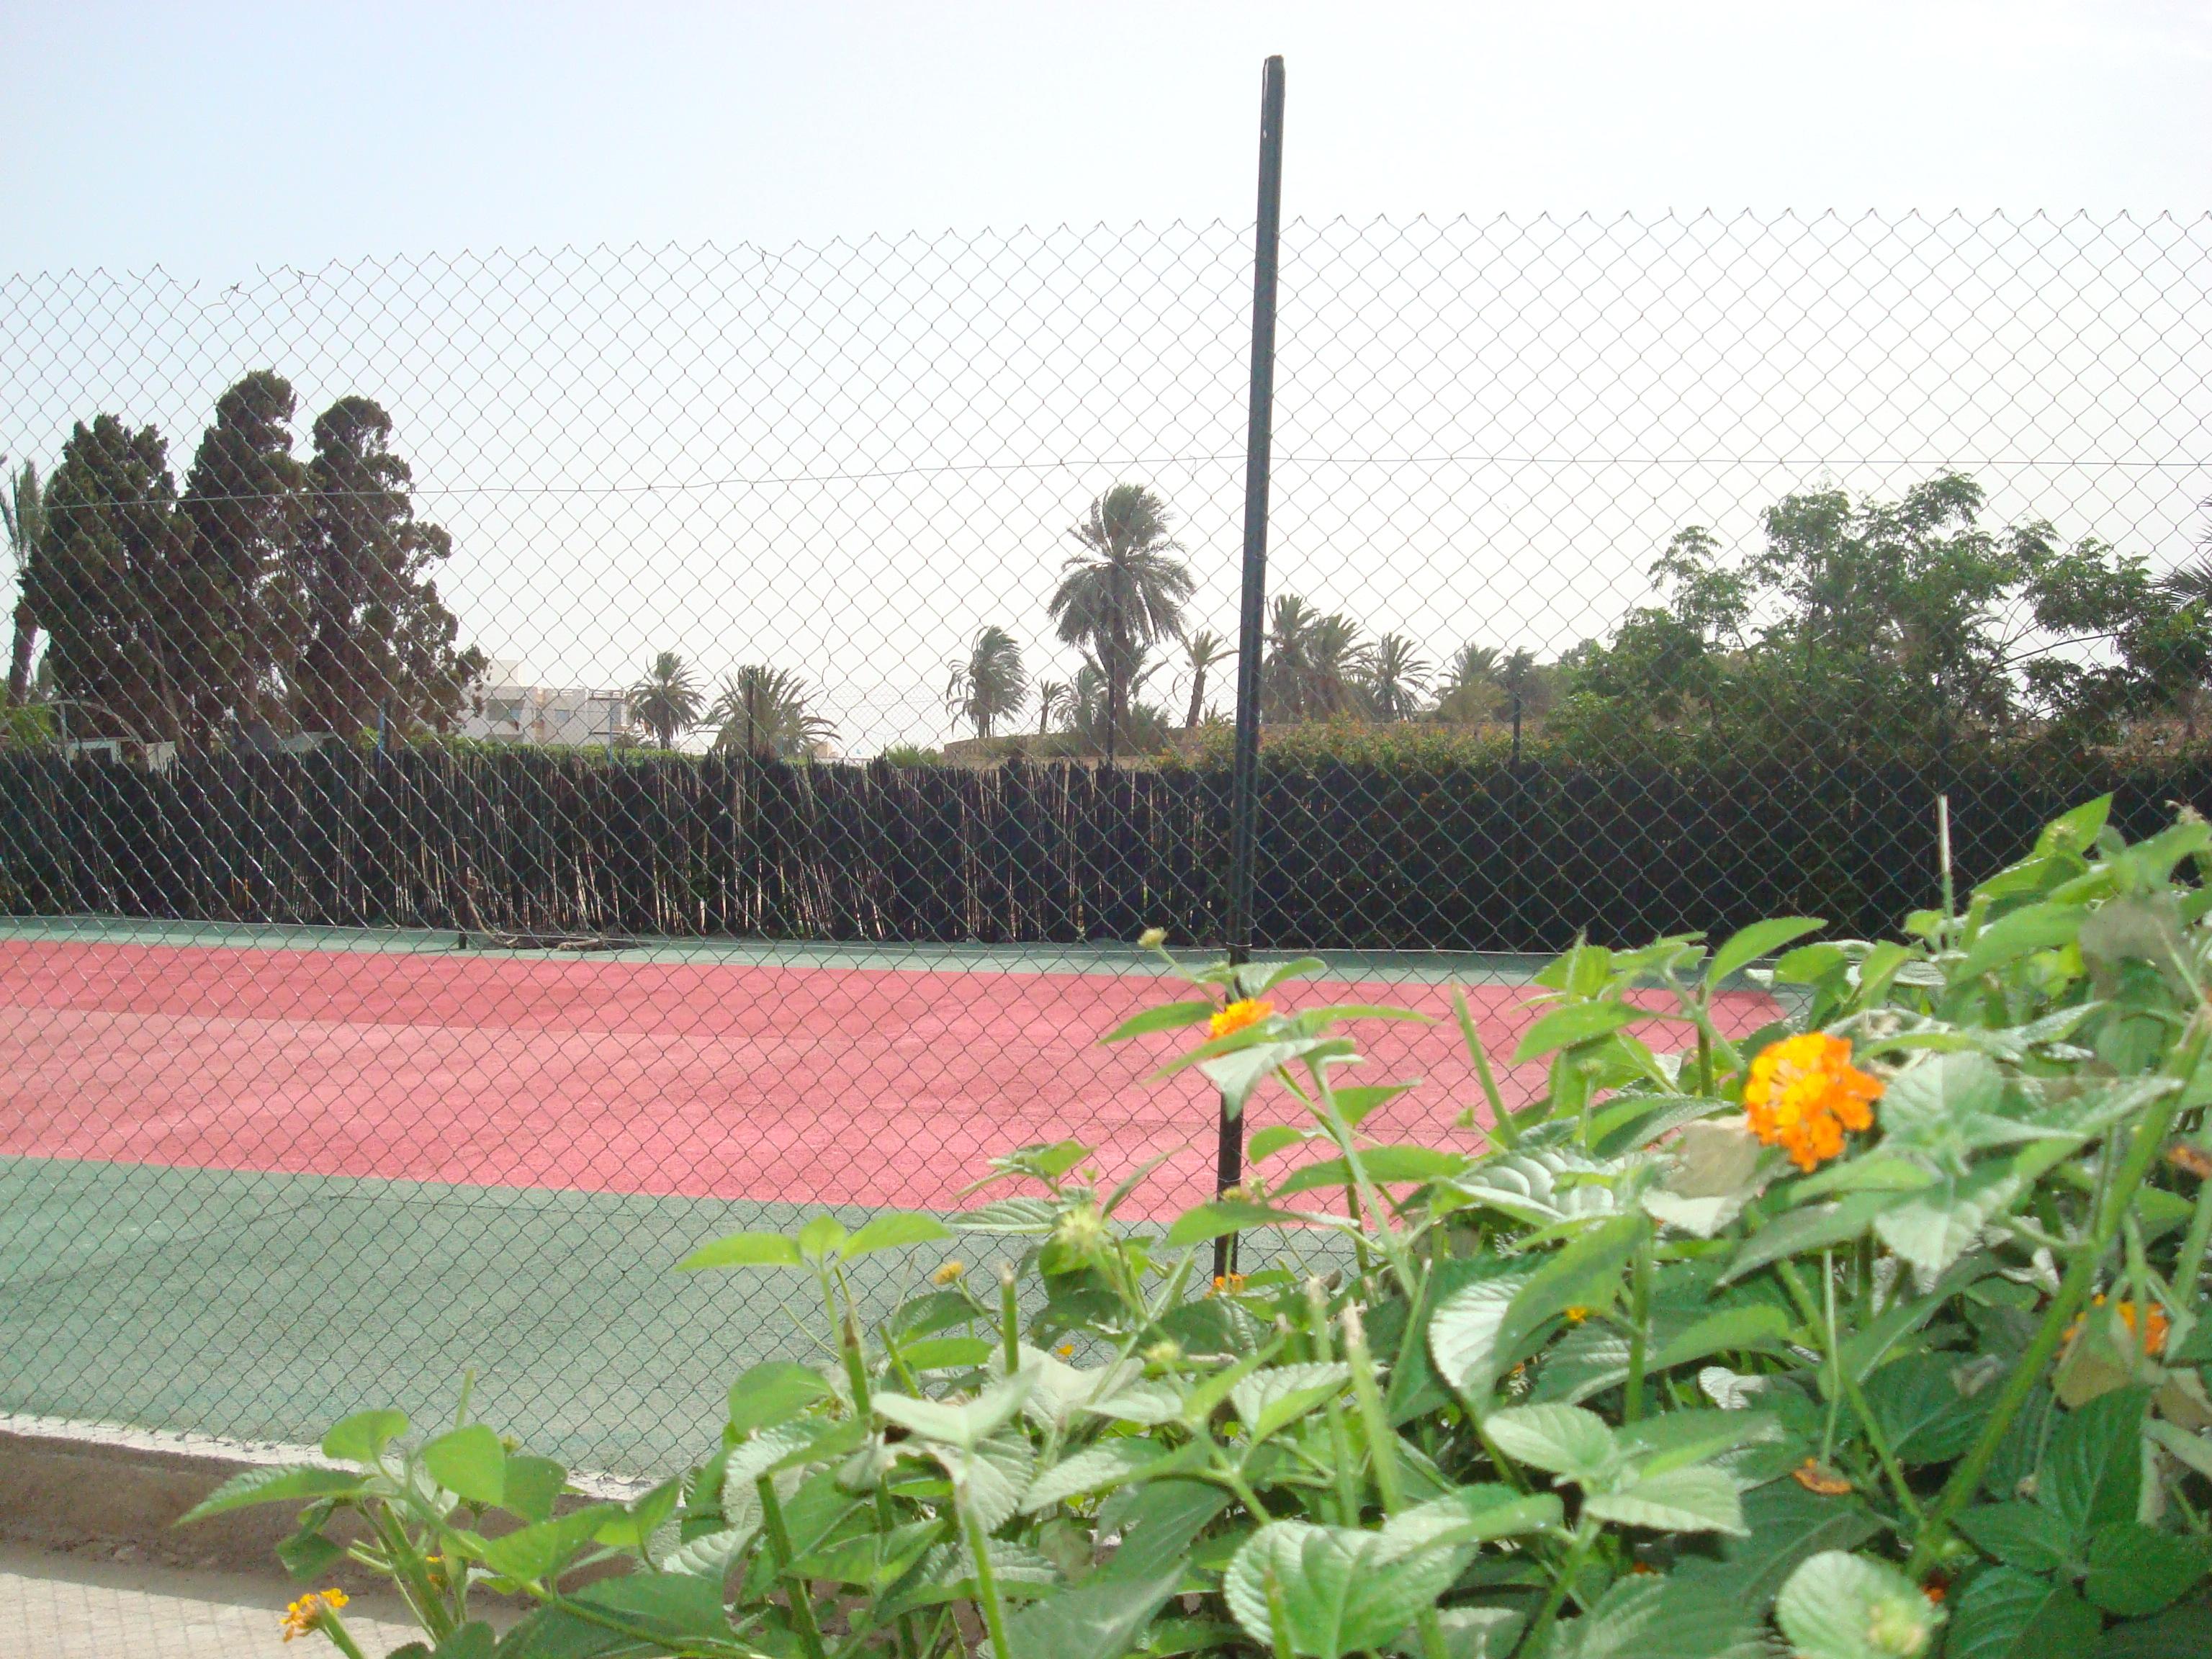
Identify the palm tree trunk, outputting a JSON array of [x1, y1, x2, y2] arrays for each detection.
[[6, 603, 33, 706], [1186, 664, 1205, 730]]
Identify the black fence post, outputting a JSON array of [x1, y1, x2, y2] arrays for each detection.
[[1217, 53, 1286, 1280]]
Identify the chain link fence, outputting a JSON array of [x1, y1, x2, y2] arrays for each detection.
[[1, 210, 2208, 1473]]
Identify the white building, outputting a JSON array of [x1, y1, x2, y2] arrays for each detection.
[[463, 660, 629, 749]]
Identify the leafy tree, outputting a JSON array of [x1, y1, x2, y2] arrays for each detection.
[[1432, 642, 1501, 726], [0, 459, 43, 706], [1360, 631, 1431, 721], [627, 649, 702, 750], [1179, 627, 1233, 729], [1262, 595, 1366, 722], [1048, 484, 1192, 762], [23, 415, 188, 742], [1066, 646, 1172, 754], [1033, 678, 1071, 738], [944, 625, 1027, 739], [708, 665, 836, 759], [289, 397, 479, 735], [176, 371, 308, 736]]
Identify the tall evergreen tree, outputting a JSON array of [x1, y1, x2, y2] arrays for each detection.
[[289, 396, 478, 734], [24, 415, 187, 742], [176, 371, 307, 735], [0, 459, 43, 706]]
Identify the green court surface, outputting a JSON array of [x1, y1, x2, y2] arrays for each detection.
[[0, 1156, 1357, 1478]]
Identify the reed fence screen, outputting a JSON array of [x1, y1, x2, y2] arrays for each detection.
[[1, 210, 2209, 1472]]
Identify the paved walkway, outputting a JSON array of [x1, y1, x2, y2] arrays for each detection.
[[0, 1545, 428, 1659]]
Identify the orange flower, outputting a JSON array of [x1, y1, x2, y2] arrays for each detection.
[[1791, 1458, 1854, 1496], [1210, 1272, 1250, 1297], [282, 1589, 349, 1642], [1744, 1033, 1883, 1172], [2067, 1293, 2170, 1356], [1210, 997, 1274, 1038]]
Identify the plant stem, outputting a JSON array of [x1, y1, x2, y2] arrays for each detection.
[[999, 1262, 1022, 1376], [1623, 1229, 1653, 1424], [1514, 1519, 1597, 1659], [1907, 1025, 2203, 1577], [2177, 1164, 2212, 1306], [1776, 1258, 1920, 1521], [755, 1475, 829, 1659], [960, 1498, 1015, 1659]]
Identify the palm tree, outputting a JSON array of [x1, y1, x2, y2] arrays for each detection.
[[1180, 628, 1233, 728], [0, 460, 43, 706], [1034, 679, 1071, 738], [1362, 632, 1432, 721], [944, 625, 1028, 739], [1068, 647, 1171, 755], [1434, 643, 1503, 726], [1308, 613, 1367, 717], [1048, 483, 1194, 763], [627, 649, 702, 750], [1502, 648, 1542, 763], [1263, 595, 1365, 721], [708, 665, 837, 759]]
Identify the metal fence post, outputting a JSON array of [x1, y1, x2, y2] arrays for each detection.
[[1216, 53, 1286, 1280]]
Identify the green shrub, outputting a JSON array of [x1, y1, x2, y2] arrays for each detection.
[[192, 794, 2212, 1656]]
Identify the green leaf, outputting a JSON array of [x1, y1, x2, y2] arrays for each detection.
[[1380, 1484, 1563, 1549], [2035, 796, 2113, 858], [2044, 1386, 2149, 1542], [1722, 1191, 1902, 1284], [1946, 1565, 2097, 1659], [796, 1213, 848, 1262], [475, 1504, 616, 1582], [320, 1409, 408, 1466], [727, 1360, 834, 1436], [875, 1371, 1035, 1452], [1426, 1261, 1539, 1406], [675, 1229, 804, 1270], [1584, 1465, 1745, 1534], [1231, 1362, 1353, 1445], [1955, 1502, 2072, 1573], [1514, 1000, 1639, 1064], [1102, 1001, 1218, 1042], [1873, 1158, 2038, 1286], [841, 1211, 952, 1258], [1221, 1520, 1460, 1658], [1164, 1198, 1305, 1246], [1270, 1146, 1467, 1199], [177, 1464, 365, 1524], [1483, 1404, 1617, 1483], [422, 1424, 506, 1506], [565, 1570, 729, 1644], [1863, 1352, 1994, 1465], [1956, 902, 2087, 982], [274, 1524, 344, 1582], [899, 1336, 994, 1372], [1094, 1478, 1232, 1585], [2083, 1524, 2212, 1617], [2089, 1593, 2212, 1657], [1708, 917, 1825, 987], [1491, 1213, 1645, 1377], [1614, 1407, 1784, 1476], [1545, 1573, 1766, 1659], [502, 1455, 567, 1524], [593, 1478, 681, 1554], [1670, 1480, 1880, 1607], [1000, 1567, 1186, 1659], [1651, 1305, 1793, 1371], [1022, 1440, 1174, 1511], [1773, 1550, 1944, 1659], [1248, 1124, 1313, 1162], [1333, 1082, 1416, 1128]]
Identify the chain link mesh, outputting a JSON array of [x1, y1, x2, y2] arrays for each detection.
[[1, 210, 2208, 1473]]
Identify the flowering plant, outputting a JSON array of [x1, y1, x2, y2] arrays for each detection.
[[192, 796, 2212, 1655]]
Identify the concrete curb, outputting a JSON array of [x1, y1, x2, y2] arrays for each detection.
[[0, 1413, 652, 1586]]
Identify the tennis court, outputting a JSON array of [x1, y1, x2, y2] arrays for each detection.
[[0, 920, 1771, 1473]]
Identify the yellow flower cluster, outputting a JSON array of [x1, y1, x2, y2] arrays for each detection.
[[1210, 997, 1274, 1038], [281, 1589, 349, 1642], [1743, 1033, 1882, 1172]]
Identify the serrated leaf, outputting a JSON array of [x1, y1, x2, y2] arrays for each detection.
[[796, 1213, 848, 1262], [319, 1409, 408, 1466], [1514, 999, 1639, 1064], [1709, 917, 1825, 986], [899, 1336, 994, 1372], [2083, 1524, 2212, 1616], [1379, 1485, 1563, 1551], [474, 1503, 617, 1582], [502, 1455, 567, 1524], [179, 1463, 366, 1525], [1271, 1146, 1467, 1199], [1956, 902, 2087, 982], [1000, 1566, 1185, 1659], [1222, 1520, 1460, 1658], [1774, 1550, 1943, 1659], [727, 1360, 835, 1436], [841, 1211, 951, 1258], [1102, 1000, 1218, 1041], [1483, 1403, 1617, 1483], [1650, 1305, 1793, 1370], [421, 1424, 505, 1506], [1584, 1465, 1745, 1534], [661, 1520, 757, 1578], [1944, 1564, 2095, 1659], [953, 1195, 1061, 1234], [1021, 1439, 1169, 1511], [1231, 1362, 1353, 1444], [2044, 1386, 2149, 1541], [876, 1370, 1036, 1451], [1426, 1262, 1539, 1406], [1249, 1123, 1314, 1162], [1164, 1197, 1304, 1246], [1956, 1502, 2071, 1573], [1722, 1190, 1902, 1284]]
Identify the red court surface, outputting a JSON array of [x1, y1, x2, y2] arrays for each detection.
[[0, 941, 1778, 1217]]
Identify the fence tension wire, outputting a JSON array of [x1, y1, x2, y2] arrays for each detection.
[[1217, 53, 1286, 1282]]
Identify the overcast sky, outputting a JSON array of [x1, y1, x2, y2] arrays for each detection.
[[3, 3, 2208, 754], [4, 1, 2207, 275]]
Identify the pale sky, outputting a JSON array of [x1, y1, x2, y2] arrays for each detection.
[[3, 3, 2208, 753]]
